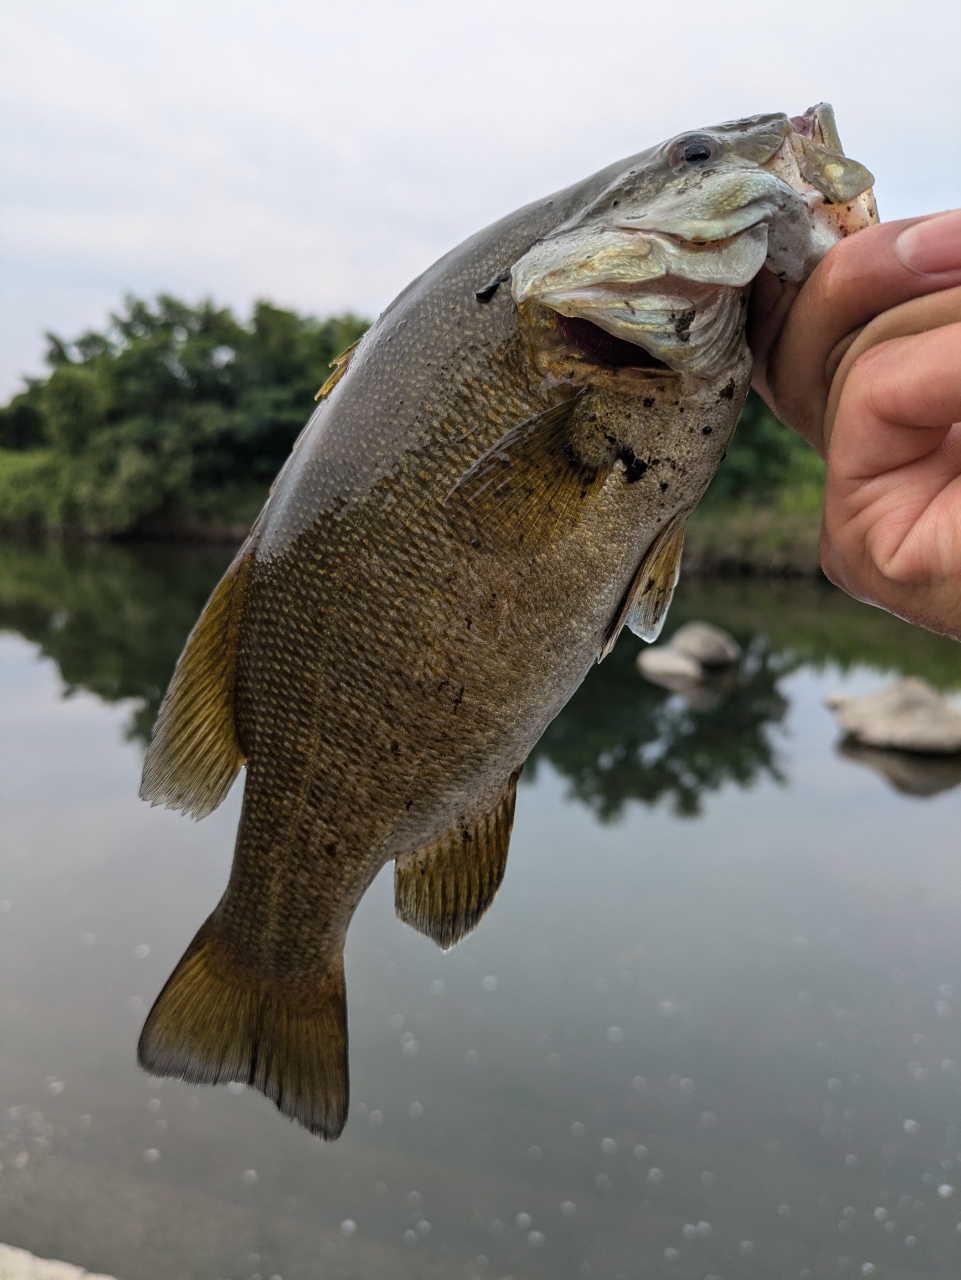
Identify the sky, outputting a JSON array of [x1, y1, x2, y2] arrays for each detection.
[[1, 0, 959, 398]]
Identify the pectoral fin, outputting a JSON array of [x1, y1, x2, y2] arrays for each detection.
[[139, 538, 254, 820], [599, 520, 685, 660], [394, 773, 519, 949], [447, 392, 611, 552]]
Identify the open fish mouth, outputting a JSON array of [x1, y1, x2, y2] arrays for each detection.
[[512, 104, 876, 380]]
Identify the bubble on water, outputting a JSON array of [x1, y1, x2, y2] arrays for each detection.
[[546, 1052, 560, 1069], [938, 1184, 955, 1198], [147, 1098, 161, 1111], [402, 1040, 419, 1058], [134, 944, 150, 959], [389, 1014, 404, 1030], [701, 1170, 715, 1185], [127, 997, 145, 1013], [528, 1146, 541, 1161], [778, 1205, 791, 1217], [905, 1235, 917, 1246], [633, 1144, 649, 1162], [527, 1231, 545, 1247], [647, 1167, 663, 1184], [941, 984, 955, 998], [429, 980, 446, 995], [828, 1078, 842, 1092], [482, 975, 498, 992], [465, 1049, 479, 1066], [242, 1169, 257, 1185], [601, 1137, 617, 1154], [740, 1240, 754, 1254], [697, 1221, 711, 1235], [561, 1201, 576, 1217], [403, 1230, 417, 1245], [368, 1110, 383, 1126], [861, 1266, 876, 1276], [227, 1082, 245, 1095], [845, 1154, 858, 1168], [143, 1148, 160, 1164], [47, 1081, 64, 1096], [682, 1224, 696, 1239], [791, 936, 811, 951], [340, 1219, 357, 1236], [843, 1207, 856, 1220], [904, 1119, 920, 1134], [80, 933, 95, 947], [79, 1115, 91, 1126], [663, 1248, 678, 1261], [571, 1122, 585, 1137], [407, 1191, 422, 1207], [679, 1077, 694, 1093], [943, 1060, 956, 1073], [606, 1027, 624, 1043], [702, 1112, 717, 1128], [489, 1219, 503, 1234], [595, 1174, 613, 1191], [873, 1208, 887, 1221], [657, 1000, 676, 1017], [416, 1220, 432, 1235], [13, 1152, 29, 1168], [248, 1255, 261, 1264], [631, 1076, 646, 1091], [408, 1101, 423, 1119]]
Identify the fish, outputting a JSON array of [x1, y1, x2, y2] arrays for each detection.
[[137, 104, 876, 1138]]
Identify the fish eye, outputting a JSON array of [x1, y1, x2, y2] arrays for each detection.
[[670, 135, 720, 168]]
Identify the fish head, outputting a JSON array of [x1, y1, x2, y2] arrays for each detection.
[[512, 105, 877, 382]]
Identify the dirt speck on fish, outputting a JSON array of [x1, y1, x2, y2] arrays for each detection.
[[138, 105, 876, 1137]]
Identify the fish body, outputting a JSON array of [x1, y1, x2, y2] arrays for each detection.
[[139, 106, 876, 1136]]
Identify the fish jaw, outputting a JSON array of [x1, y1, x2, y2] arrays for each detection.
[[511, 106, 876, 379]]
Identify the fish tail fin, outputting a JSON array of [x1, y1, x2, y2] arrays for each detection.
[[138, 916, 348, 1140]]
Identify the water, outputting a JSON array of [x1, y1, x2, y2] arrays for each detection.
[[2, 539, 961, 1279]]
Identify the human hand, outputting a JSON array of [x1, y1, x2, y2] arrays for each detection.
[[750, 210, 961, 638]]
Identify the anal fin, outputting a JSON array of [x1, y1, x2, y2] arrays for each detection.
[[138, 915, 349, 1140], [599, 519, 686, 660], [394, 773, 519, 950]]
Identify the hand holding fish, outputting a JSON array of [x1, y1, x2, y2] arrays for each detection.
[[753, 210, 961, 638]]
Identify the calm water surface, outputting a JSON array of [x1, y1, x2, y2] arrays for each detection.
[[2, 540, 961, 1280]]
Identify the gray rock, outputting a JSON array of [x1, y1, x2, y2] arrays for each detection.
[[0, 1243, 118, 1280], [636, 647, 703, 684], [668, 621, 741, 668], [826, 678, 961, 754]]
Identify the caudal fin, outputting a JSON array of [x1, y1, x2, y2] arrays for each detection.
[[138, 917, 348, 1139]]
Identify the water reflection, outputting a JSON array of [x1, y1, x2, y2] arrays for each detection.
[[838, 739, 961, 798]]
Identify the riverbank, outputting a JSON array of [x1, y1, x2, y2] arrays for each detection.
[[684, 505, 822, 576]]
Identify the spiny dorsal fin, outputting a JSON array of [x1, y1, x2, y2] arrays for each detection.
[[394, 773, 519, 950], [447, 392, 612, 552], [139, 539, 254, 820], [314, 337, 362, 401], [138, 915, 349, 1140], [599, 520, 686, 661]]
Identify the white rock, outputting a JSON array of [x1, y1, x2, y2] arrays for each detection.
[[636, 647, 703, 683], [826, 678, 961, 754], [668, 621, 741, 668], [0, 1243, 119, 1280]]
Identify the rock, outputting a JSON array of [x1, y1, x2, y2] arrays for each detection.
[[0, 1243, 118, 1280], [668, 621, 741, 668], [636, 647, 703, 684], [826, 678, 961, 754], [838, 740, 961, 797]]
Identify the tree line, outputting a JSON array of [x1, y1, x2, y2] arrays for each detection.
[[0, 294, 821, 537]]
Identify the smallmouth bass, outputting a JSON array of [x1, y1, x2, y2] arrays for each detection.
[[139, 105, 876, 1137]]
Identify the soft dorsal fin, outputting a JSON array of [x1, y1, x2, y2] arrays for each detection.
[[394, 773, 519, 950], [139, 538, 255, 820], [599, 520, 686, 660], [138, 914, 349, 1140], [314, 337, 362, 401], [447, 392, 613, 553]]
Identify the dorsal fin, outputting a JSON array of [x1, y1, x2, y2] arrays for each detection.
[[446, 392, 614, 553], [139, 538, 255, 820], [139, 915, 348, 1140], [599, 519, 685, 661], [314, 337, 362, 401], [394, 773, 519, 950]]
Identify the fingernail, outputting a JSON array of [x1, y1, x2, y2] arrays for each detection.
[[895, 209, 961, 274]]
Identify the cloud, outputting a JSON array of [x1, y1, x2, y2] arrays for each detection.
[[1, 0, 958, 395]]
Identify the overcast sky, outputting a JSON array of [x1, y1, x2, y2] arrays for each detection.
[[1, 0, 958, 398]]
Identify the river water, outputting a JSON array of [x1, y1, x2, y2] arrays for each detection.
[[2, 539, 961, 1280]]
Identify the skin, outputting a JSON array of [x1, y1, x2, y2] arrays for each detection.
[[751, 210, 961, 638]]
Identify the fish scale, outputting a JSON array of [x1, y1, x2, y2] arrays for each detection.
[[137, 106, 877, 1137]]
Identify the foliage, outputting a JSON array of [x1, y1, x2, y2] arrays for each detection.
[[0, 296, 369, 535]]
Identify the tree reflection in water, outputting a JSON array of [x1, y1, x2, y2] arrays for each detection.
[[5, 538, 961, 816]]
